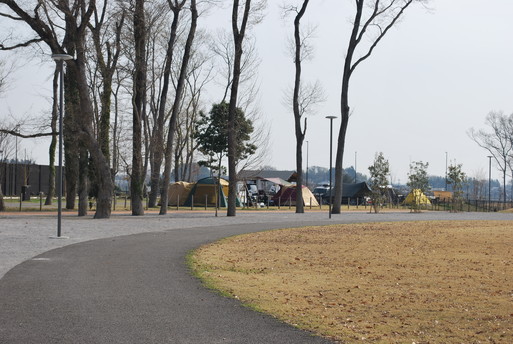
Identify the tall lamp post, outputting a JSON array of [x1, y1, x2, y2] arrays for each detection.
[[52, 53, 73, 238], [326, 116, 337, 219], [488, 155, 492, 212]]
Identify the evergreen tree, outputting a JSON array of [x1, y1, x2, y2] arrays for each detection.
[[368, 152, 390, 213], [447, 163, 466, 212]]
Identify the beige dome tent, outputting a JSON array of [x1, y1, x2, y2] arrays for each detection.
[[272, 185, 319, 207], [167, 181, 193, 206]]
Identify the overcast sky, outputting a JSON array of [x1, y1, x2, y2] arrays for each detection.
[[1, 0, 513, 184]]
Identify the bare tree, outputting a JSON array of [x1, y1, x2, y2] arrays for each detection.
[[332, 0, 428, 214], [85, 1, 125, 213], [283, 0, 325, 213], [210, 29, 268, 175], [144, 1, 184, 208], [469, 169, 486, 201], [0, 0, 114, 218], [130, 0, 148, 215], [45, 67, 58, 205], [226, 0, 266, 216], [468, 111, 513, 203], [160, 0, 198, 215], [174, 37, 214, 182]]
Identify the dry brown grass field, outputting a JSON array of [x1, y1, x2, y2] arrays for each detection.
[[190, 221, 513, 343]]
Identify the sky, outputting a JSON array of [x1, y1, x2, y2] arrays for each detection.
[[1, 0, 513, 185]]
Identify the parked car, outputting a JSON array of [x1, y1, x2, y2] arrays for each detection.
[[313, 185, 331, 203]]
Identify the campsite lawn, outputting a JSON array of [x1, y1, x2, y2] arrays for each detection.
[[190, 221, 513, 343]]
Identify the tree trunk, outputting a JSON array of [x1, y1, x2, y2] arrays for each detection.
[[98, 78, 112, 163], [70, 44, 113, 219], [45, 68, 58, 205], [63, 65, 80, 210], [332, 2, 363, 215], [77, 147, 88, 216], [160, 0, 198, 215], [292, 0, 310, 214], [503, 169, 507, 204], [0, 182, 4, 211], [131, 0, 146, 216], [332, 102, 349, 214], [227, 0, 252, 217]]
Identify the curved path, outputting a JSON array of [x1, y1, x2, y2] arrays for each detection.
[[1, 211, 512, 343]]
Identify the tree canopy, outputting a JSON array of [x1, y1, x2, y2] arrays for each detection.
[[194, 101, 256, 171], [368, 152, 390, 213]]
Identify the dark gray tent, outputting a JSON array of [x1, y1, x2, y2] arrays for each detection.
[[342, 182, 372, 199], [323, 182, 372, 204]]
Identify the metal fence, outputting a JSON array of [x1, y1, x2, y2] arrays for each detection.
[[0, 162, 55, 197]]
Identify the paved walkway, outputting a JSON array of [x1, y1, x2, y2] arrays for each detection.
[[1, 211, 512, 343]]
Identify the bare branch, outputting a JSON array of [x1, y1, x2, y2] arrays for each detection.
[[351, 0, 414, 74], [0, 129, 55, 138], [0, 38, 44, 50]]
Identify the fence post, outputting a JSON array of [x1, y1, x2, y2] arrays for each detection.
[[40, 192, 43, 211], [191, 195, 194, 210], [177, 195, 179, 210], [205, 194, 208, 210], [309, 197, 312, 210], [289, 196, 291, 209], [19, 194, 22, 212], [278, 197, 281, 209]]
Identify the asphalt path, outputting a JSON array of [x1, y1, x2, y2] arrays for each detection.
[[1, 211, 512, 343]]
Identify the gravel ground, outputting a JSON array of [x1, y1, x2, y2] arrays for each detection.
[[1, 210, 512, 280]]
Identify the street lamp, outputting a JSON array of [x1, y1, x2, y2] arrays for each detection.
[[488, 155, 492, 212], [326, 115, 337, 219], [52, 53, 73, 238]]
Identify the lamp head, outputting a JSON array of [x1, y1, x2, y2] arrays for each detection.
[[51, 54, 73, 61]]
